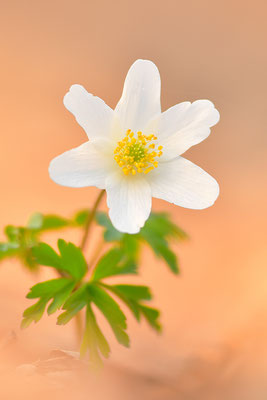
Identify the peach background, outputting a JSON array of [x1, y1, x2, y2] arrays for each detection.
[[0, 0, 267, 398]]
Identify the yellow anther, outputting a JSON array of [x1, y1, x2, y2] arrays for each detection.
[[114, 129, 163, 175], [144, 167, 154, 174]]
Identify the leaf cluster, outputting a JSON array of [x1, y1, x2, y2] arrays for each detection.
[[1, 208, 187, 366]]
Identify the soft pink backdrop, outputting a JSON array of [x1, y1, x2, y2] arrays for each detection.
[[0, 1, 266, 398]]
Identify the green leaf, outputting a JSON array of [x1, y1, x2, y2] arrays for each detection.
[[27, 213, 43, 230], [41, 215, 70, 230], [102, 283, 161, 331], [143, 213, 187, 240], [32, 240, 87, 281], [27, 213, 70, 231], [111, 284, 152, 301], [120, 234, 139, 260], [73, 209, 90, 226], [57, 285, 88, 325], [87, 283, 129, 347], [138, 304, 161, 332], [32, 242, 62, 269], [22, 278, 76, 327], [0, 242, 19, 260], [92, 247, 137, 281], [140, 223, 179, 274], [5, 225, 23, 242], [21, 299, 47, 328], [95, 212, 124, 242], [1, 225, 39, 269], [154, 242, 179, 274], [57, 239, 87, 281], [80, 304, 110, 367]]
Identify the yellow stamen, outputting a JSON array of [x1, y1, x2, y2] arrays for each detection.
[[114, 129, 163, 175]]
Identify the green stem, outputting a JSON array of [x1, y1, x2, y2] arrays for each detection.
[[80, 189, 105, 252]]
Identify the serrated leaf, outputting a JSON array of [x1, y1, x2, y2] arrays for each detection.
[[92, 247, 137, 281], [57, 285, 88, 325], [95, 212, 124, 242], [57, 239, 87, 281], [138, 304, 161, 332], [102, 283, 161, 330], [140, 229, 179, 274], [32, 240, 87, 281], [87, 283, 129, 347], [32, 242, 62, 269], [158, 244, 179, 273], [112, 285, 152, 301], [21, 299, 47, 328], [22, 278, 76, 327], [143, 213, 187, 240], [102, 283, 140, 320], [26, 278, 71, 299], [80, 304, 110, 367]]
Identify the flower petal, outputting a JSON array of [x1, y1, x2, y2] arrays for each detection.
[[49, 141, 109, 189], [154, 100, 219, 160], [63, 84, 114, 139], [148, 156, 219, 209], [106, 172, 152, 234], [114, 59, 161, 134]]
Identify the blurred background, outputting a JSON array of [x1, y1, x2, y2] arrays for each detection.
[[0, 0, 267, 398]]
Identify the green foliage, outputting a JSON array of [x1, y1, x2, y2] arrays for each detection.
[[0, 242, 19, 260], [1, 206, 186, 367], [21, 278, 75, 328], [27, 213, 70, 231], [73, 209, 91, 226], [95, 211, 187, 275], [87, 283, 129, 347], [80, 304, 110, 367], [139, 213, 187, 274], [57, 285, 88, 325], [1, 225, 39, 269], [102, 283, 161, 332], [33, 239, 87, 281], [22, 239, 87, 328], [91, 247, 137, 281], [95, 212, 124, 242]]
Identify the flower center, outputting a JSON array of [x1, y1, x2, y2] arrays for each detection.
[[114, 129, 163, 175]]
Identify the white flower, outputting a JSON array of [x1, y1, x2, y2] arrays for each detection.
[[49, 60, 220, 234]]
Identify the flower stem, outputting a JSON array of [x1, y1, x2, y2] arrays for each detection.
[[80, 189, 105, 252]]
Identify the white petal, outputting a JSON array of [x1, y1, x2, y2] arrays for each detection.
[[49, 141, 109, 189], [148, 156, 219, 209], [114, 60, 161, 134], [155, 100, 219, 160], [106, 172, 152, 234], [63, 84, 114, 139]]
